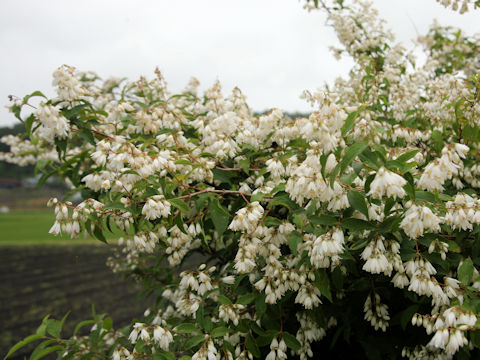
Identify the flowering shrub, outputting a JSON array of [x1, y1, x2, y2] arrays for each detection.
[[3, 0, 480, 359]]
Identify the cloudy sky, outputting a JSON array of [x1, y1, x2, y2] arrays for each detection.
[[0, 0, 478, 127]]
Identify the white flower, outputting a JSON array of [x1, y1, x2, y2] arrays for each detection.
[[367, 167, 406, 199], [400, 204, 440, 239], [229, 201, 264, 232], [153, 326, 173, 350], [142, 196, 171, 220]]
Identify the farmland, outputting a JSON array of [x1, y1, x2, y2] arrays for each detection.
[[0, 210, 148, 359]]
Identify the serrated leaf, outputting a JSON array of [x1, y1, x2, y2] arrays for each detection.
[[200, 152, 216, 158], [174, 159, 193, 165], [309, 214, 337, 226], [447, 240, 461, 253], [73, 320, 95, 336], [396, 150, 419, 163], [169, 198, 190, 213], [415, 191, 435, 203], [341, 110, 359, 136], [218, 295, 233, 305], [209, 199, 229, 237], [340, 142, 368, 173], [245, 334, 260, 358], [210, 326, 228, 338], [347, 190, 368, 219], [458, 258, 474, 285], [250, 192, 265, 203], [341, 218, 375, 231], [282, 332, 301, 351], [263, 217, 282, 227], [175, 323, 201, 334], [314, 270, 333, 302], [78, 130, 95, 145], [93, 226, 107, 243], [237, 293, 255, 305], [3, 334, 44, 360], [154, 352, 176, 360], [270, 192, 297, 210], [30, 345, 63, 360], [212, 169, 231, 184], [28, 340, 56, 360], [184, 335, 205, 350], [104, 202, 126, 211], [102, 317, 113, 331], [46, 313, 69, 338], [255, 293, 267, 318], [239, 159, 250, 174], [288, 230, 303, 255]]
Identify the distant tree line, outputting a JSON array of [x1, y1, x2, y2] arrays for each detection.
[[0, 123, 34, 179]]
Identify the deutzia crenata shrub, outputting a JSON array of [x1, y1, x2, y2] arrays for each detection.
[[3, 0, 480, 358]]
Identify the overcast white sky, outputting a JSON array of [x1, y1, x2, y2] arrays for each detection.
[[0, 0, 478, 127]]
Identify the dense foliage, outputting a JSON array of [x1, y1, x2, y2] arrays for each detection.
[[3, 0, 480, 359]]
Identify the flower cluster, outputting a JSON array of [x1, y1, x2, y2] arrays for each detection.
[[4, 0, 480, 359]]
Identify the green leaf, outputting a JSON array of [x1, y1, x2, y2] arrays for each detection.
[[329, 163, 341, 187], [255, 293, 267, 318], [200, 152, 216, 158], [251, 323, 266, 336], [404, 182, 415, 201], [396, 150, 419, 163], [78, 130, 95, 145], [209, 199, 229, 237], [458, 258, 474, 285], [358, 149, 381, 170], [218, 295, 233, 305], [347, 190, 369, 219], [175, 323, 202, 334], [340, 142, 368, 173], [104, 201, 126, 211], [154, 352, 176, 360], [314, 270, 333, 302], [447, 240, 461, 253], [169, 198, 190, 213], [309, 214, 337, 226], [184, 334, 205, 350], [263, 216, 283, 227], [282, 332, 301, 351], [46, 319, 61, 338], [174, 159, 193, 165], [415, 191, 435, 203], [341, 110, 359, 136], [102, 317, 113, 331], [237, 293, 255, 305], [341, 218, 375, 232], [93, 225, 107, 243], [245, 334, 261, 358], [400, 305, 420, 330], [270, 192, 297, 210], [73, 320, 95, 336], [250, 192, 265, 203], [4, 334, 44, 360], [239, 159, 250, 174], [27, 340, 56, 360], [210, 326, 228, 338], [212, 169, 232, 184], [30, 346, 63, 360], [288, 230, 303, 255], [46, 313, 69, 339]]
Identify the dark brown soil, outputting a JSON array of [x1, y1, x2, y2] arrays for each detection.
[[0, 245, 150, 360]]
